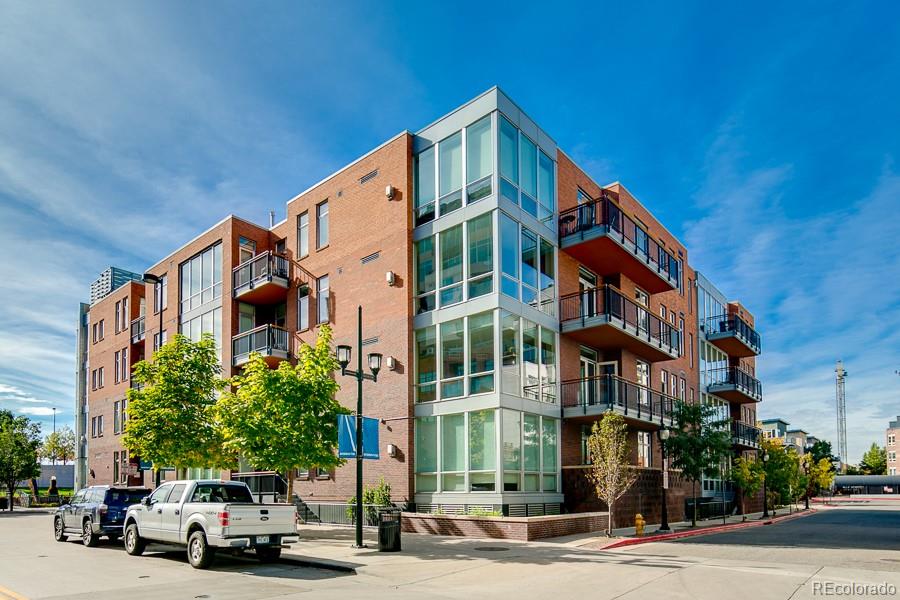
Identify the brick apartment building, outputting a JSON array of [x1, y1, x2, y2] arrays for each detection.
[[887, 417, 900, 476], [76, 87, 763, 525]]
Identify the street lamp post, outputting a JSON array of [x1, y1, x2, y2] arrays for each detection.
[[761, 450, 770, 518], [803, 459, 810, 511], [658, 428, 671, 533], [142, 272, 163, 489], [336, 306, 382, 549]]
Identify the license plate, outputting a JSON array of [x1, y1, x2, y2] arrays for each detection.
[[256, 535, 269, 544]]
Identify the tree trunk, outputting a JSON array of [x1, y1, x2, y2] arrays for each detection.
[[7, 484, 14, 512], [692, 481, 697, 527], [607, 499, 614, 537], [286, 470, 294, 505]]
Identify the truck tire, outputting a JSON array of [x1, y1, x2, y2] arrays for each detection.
[[124, 523, 146, 556], [255, 546, 282, 563], [82, 519, 99, 547], [187, 530, 216, 569], [53, 517, 68, 542]]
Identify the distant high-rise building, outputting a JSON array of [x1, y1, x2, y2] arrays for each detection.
[[887, 416, 900, 476], [90, 267, 143, 305]]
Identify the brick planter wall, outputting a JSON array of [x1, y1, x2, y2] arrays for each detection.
[[401, 511, 609, 541]]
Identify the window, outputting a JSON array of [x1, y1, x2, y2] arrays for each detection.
[[439, 225, 463, 306], [297, 212, 309, 258], [238, 237, 256, 264], [297, 286, 309, 331], [91, 416, 96, 438], [679, 378, 686, 400], [679, 317, 685, 355], [466, 115, 492, 203], [179, 244, 222, 312], [638, 431, 651, 467], [113, 451, 120, 483], [636, 360, 650, 405], [154, 275, 167, 312], [438, 131, 462, 215], [500, 213, 519, 298], [468, 312, 494, 394], [414, 146, 436, 225], [166, 484, 186, 504], [316, 201, 329, 249], [469, 409, 496, 491], [153, 330, 168, 352], [660, 370, 668, 395], [415, 416, 438, 492], [440, 319, 465, 399], [115, 301, 121, 333], [114, 351, 121, 383], [502, 409, 522, 491], [499, 116, 519, 204], [521, 228, 538, 306], [542, 417, 558, 491], [316, 275, 330, 324], [97, 414, 104, 437], [441, 414, 465, 491], [415, 327, 437, 403], [467, 213, 492, 298], [538, 150, 555, 222], [523, 414, 540, 491], [98, 367, 104, 388], [501, 310, 519, 393], [689, 333, 694, 369], [92, 322, 98, 343], [98, 319, 104, 340], [520, 134, 538, 217], [91, 369, 97, 390], [114, 401, 121, 434], [122, 398, 127, 428], [540, 327, 556, 403], [414, 237, 435, 314]]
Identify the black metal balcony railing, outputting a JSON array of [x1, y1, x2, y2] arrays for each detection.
[[232, 324, 290, 364], [732, 421, 761, 446], [558, 195, 680, 283], [706, 366, 763, 401], [704, 315, 761, 353], [232, 252, 290, 297], [560, 285, 681, 352], [560, 374, 675, 425], [130, 316, 145, 344]]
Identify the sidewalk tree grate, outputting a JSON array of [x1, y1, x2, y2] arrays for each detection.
[[474, 546, 509, 552]]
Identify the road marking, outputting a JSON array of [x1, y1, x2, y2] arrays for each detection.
[[0, 585, 29, 600]]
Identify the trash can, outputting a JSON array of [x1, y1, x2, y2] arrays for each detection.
[[377, 508, 401, 552]]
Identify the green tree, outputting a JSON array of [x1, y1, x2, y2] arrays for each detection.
[[729, 455, 764, 515], [0, 410, 41, 511], [218, 325, 345, 503], [860, 443, 887, 475], [123, 334, 231, 473], [801, 453, 836, 501], [808, 439, 836, 466], [664, 400, 733, 526], [40, 426, 76, 465], [786, 449, 807, 510], [586, 412, 637, 536], [760, 437, 799, 509]]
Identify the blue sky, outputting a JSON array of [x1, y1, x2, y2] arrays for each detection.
[[1, 2, 898, 462]]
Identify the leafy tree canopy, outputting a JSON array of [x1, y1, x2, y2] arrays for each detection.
[[586, 411, 637, 535], [40, 426, 75, 465], [0, 410, 42, 511], [860, 443, 887, 475]]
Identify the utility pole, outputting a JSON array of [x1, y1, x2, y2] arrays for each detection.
[[52, 407, 57, 434], [835, 361, 848, 474]]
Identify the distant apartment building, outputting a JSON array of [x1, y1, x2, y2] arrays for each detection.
[[77, 87, 763, 525], [887, 417, 900, 475]]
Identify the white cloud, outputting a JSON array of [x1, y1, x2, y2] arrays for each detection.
[[17, 407, 57, 417]]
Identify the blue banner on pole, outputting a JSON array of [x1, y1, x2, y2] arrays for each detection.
[[338, 414, 380, 459]]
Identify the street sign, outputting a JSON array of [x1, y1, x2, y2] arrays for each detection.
[[338, 414, 379, 459]]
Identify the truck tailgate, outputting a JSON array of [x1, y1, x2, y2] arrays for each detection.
[[221, 503, 296, 537]]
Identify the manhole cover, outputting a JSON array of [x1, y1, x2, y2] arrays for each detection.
[[474, 546, 509, 552]]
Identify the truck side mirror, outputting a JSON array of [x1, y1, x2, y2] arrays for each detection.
[[142, 497, 151, 507]]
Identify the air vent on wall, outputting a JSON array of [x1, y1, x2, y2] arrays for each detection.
[[361, 251, 380, 264], [362, 336, 379, 346], [359, 169, 379, 184]]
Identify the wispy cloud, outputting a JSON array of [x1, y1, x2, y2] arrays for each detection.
[[687, 123, 900, 462]]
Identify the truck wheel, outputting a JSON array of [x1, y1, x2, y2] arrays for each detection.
[[82, 519, 99, 547], [255, 546, 282, 563], [124, 523, 146, 556], [53, 517, 68, 542], [187, 530, 216, 569]]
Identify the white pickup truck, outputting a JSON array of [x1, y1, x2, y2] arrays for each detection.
[[123, 479, 298, 569]]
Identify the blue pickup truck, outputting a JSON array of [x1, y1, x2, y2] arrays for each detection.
[[53, 485, 151, 546]]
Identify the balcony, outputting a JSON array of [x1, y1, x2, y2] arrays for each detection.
[[130, 316, 145, 345], [558, 195, 680, 294], [732, 421, 761, 449], [703, 315, 760, 357], [560, 374, 674, 426], [232, 252, 290, 304], [232, 324, 290, 367], [559, 285, 681, 362], [706, 367, 762, 403]]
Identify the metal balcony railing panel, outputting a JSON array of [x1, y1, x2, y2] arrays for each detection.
[[731, 421, 762, 446], [706, 366, 763, 401], [704, 315, 761, 355], [232, 324, 290, 365], [559, 374, 675, 426], [559, 285, 681, 354], [232, 252, 290, 298], [558, 195, 680, 284]]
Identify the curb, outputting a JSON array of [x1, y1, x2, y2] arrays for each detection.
[[279, 553, 358, 573], [599, 509, 817, 550]]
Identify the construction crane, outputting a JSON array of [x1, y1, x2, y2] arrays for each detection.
[[835, 360, 848, 473]]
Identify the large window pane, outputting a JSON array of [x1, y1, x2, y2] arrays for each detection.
[[441, 319, 464, 398], [468, 312, 494, 394], [415, 327, 436, 403], [500, 213, 519, 298], [520, 135, 537, 216], [523, 414, 540, 471], [521, 229, 538, 305], [316, 275, 329, 324], [501, 311, 519, 394], [467, 213, 492, 298], [502, 409, 521, 471], [540, 327, 556, 403], [499, 116, 518, 185], [439, 132, 462, 215], [439, 225, 463, 306], [442, 414, 465, 472], [539, 238, 554, 304], [415, 237, 436, 313], [522, 320, 539, 400], [298, 212, 309, 258], [415, 147, 436, 225], [467, 116, 492, 183], [542, 418, 557, 472], [469, 409, 496, 472], [538, 150, 555, 220], [316, 201, 329, 248], [416, 416, 437, 475]]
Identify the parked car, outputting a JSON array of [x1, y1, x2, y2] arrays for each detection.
[[123, 480, 298, 569], [53, 486, 152, 546]]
